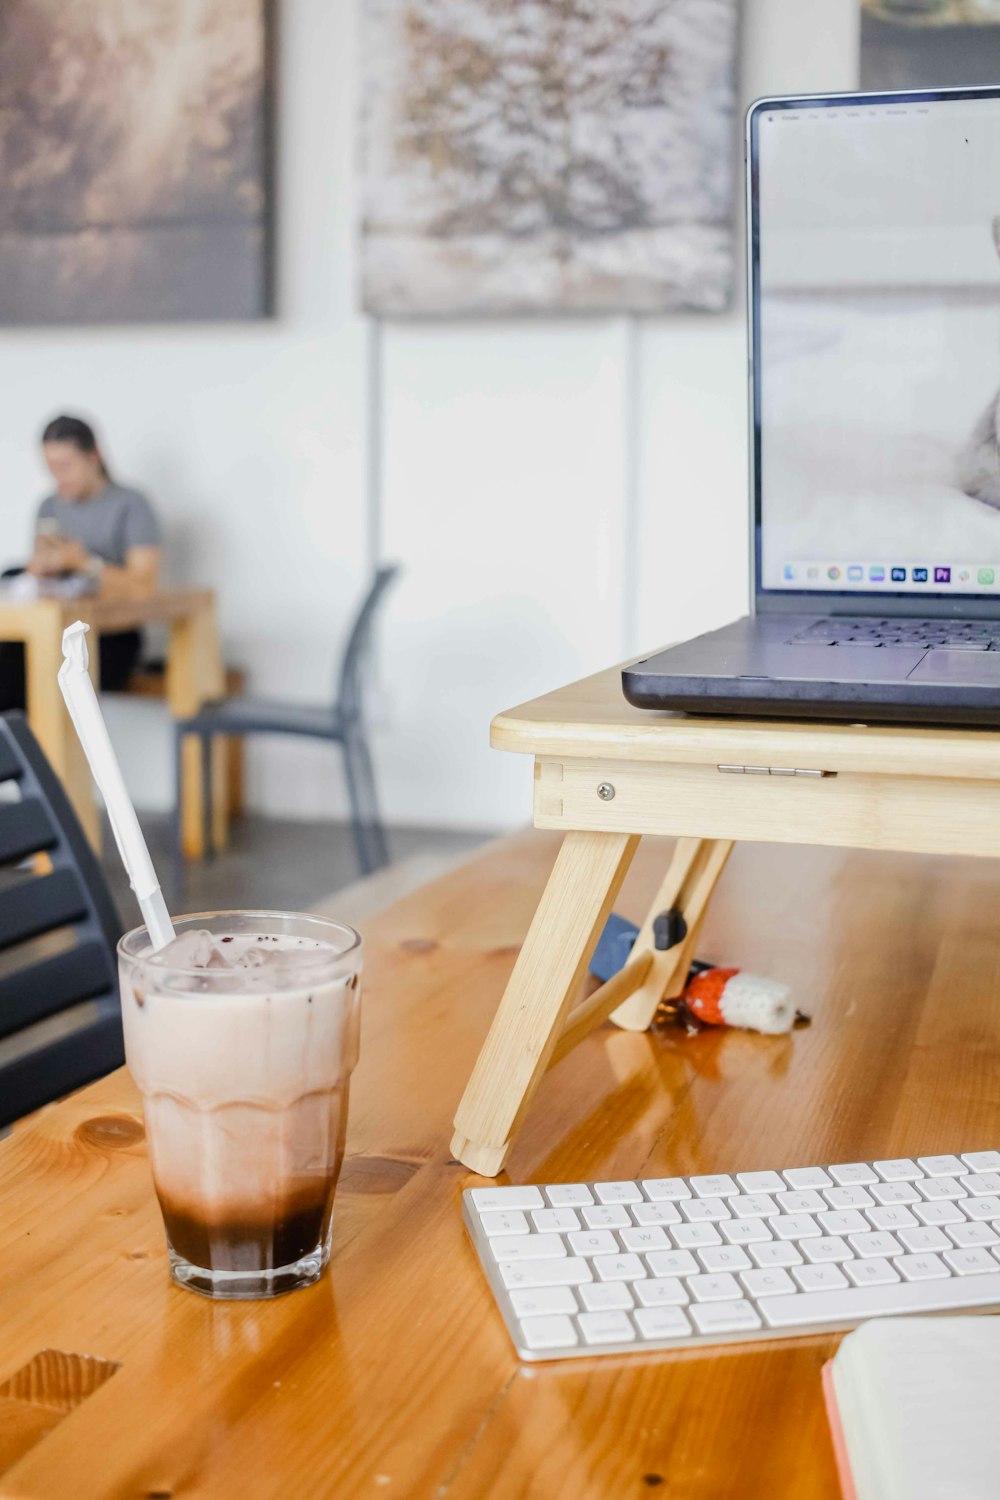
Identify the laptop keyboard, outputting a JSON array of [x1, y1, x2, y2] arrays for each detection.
[[463, 1153, 1000, 1360], [787, 619, 1000, 650]]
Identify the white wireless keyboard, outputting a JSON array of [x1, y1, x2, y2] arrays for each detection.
[[462, 1152, 1000, 1360]]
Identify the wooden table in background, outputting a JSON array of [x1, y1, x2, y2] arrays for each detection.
[[0, 588, 225, 858], [2, 829, 1000, 1497]]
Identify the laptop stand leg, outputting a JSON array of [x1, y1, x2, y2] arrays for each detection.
[[611, 838, 733, 1031], [451, 829, 639, 1177]]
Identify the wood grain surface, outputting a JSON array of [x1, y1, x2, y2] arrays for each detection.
[[2, 828, 999, 1498]]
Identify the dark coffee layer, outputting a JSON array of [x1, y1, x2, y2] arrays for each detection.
[[158, 1185, 337, 1271]]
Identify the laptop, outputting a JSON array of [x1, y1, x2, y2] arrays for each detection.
[[623, 86, 1000, 726]]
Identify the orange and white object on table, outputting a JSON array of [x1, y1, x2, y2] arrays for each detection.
[[681, 966, 795, 1035]]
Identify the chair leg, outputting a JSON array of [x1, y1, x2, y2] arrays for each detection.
[[350, 731, 389, 869], [200, 732, 215, 862], [173, 728, 186, 894], [340, 737, 375, 876]]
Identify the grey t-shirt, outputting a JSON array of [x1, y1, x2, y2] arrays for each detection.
[[37, 482, 161, 567]]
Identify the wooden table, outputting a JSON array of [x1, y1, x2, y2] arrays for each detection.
[[0, 588, 225, 858], [2, 828, 999, 1497], [453, 660, 1000, 1174]]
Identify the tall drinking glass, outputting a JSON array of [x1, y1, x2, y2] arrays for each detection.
[[118, 911, 362, 1299]]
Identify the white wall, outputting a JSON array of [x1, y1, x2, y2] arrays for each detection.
[[0, 1, 369, 819], [0, 0, 861, 832], [379, 0, 862, 828]]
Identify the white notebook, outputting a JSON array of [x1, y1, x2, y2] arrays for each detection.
[[825, 1317, 1000, 1500]]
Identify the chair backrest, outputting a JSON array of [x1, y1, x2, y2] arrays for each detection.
[[0, 712, 123, 1128], [335, 565, 400, 724]]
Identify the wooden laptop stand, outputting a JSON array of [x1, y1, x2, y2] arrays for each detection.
[[451, 659, 1000, 1176]]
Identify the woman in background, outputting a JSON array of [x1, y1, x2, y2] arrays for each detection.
[[0, 414, 162, 710]]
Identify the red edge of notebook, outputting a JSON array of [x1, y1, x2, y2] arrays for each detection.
[[822, 1360, 858, 1500]]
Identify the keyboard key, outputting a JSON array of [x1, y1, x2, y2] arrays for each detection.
[[632, 1202, 681, 1227], [545, 1184, 594, 1208], [917, 1177, 967, 1202], [828, 1163, 878, 1186], [870, 1181, 920, 1206], [914, 1200, 966, 1227], [873, 1159, 923, 1182], [943, 1247, 1000, 1276], [680, 1197, 731, 1223], [673, 1223, 723, 1249], [947, 1221, 998, 1249], [823, 1186, 875, 1211], [594, 1182, 643, 1205], [817, 1210, 869, 1237], [775, 1190, 826, 1215], [867, 1206, 918, 1232], [783, 1167, 833, 1190], [721, 1217, 772, 1245], [802, 1236, 852, 1264], [741, 1267, 796, 1298], [732, 1194, 778, 1219], [845, 1257, 899, 1287], [690, 1174, 739, 1198], [472, 1186, 544, 1212], [641, 1178, 691, 1201], [647, 1249, 699, 1278], [582, 1204, 631, 1230], [635, 1306, 692, 1340], [773, 1214, 820, 1240], [896, 1226, 951, 1254], [521, 1315, 578, 1350], [509, 1286, 579, 1317], [620, 1226, 670, 1253], [736, 1171, 785, 1193], [917, 1155, 965, 1177], [793, 1263, 849, 1292], [690, 1300, 761, 1336], [578, 1311, 635, 1345], [491, 1233, 565, 1262], [635, 1277, 688, 1306], [962, 1152, 1000, 1173], [849, 1231, 901, 1259], [579, 1281, 635, 1311], [750, 1240, 803, 1268], [961, 1173, 1000, 1197], [760, 1271, 1000, 1328], [698, 1245, 751, 1273], [593, 1253, 646, 1282], [688, 1273, 742, 1302], [500, 1258, 593, 1289], [568, 1229, 618, 1257], [895, 1253, 949, 1281], [963, 1196, 1000, 1221], [479, 1210, 529, 1237], [531, 1208, 581, 1233]]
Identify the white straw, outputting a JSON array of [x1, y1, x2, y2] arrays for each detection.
[[58, 621, 175, 951]]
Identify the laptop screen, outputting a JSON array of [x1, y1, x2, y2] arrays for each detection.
[[753, 88, 1000, 600]]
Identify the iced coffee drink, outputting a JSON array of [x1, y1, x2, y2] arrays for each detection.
[[118, 911, 362, 1299]]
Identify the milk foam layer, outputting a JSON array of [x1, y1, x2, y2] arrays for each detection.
[[120, 928, 361, 1260], [122, 932, 359, 1107]]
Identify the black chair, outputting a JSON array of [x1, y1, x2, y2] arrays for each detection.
[[0, 712, 123, 1129], [174, 565, 399, 879]]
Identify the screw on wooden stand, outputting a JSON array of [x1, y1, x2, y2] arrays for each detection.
[[597, 782, 616, 801]]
